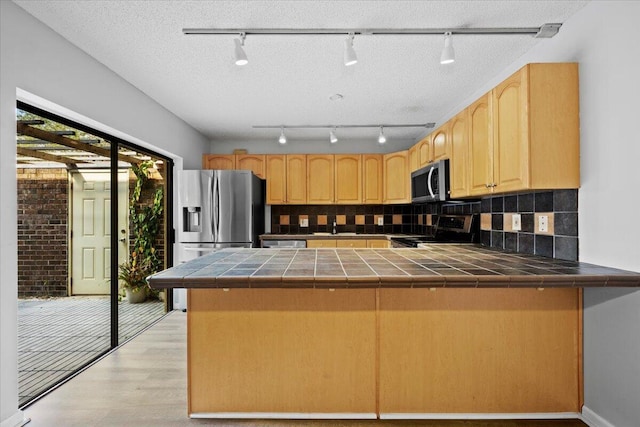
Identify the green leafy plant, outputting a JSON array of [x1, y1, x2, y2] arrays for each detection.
[[119, 160, 164, 296]]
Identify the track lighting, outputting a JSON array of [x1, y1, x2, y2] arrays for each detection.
[[378, 127, 386, 144], [234, 33, 248, 66], [278, 127, 287, 144], [329, 128, 338, 144], [440, 32, 455, 65], [344, 33, 357, 66]]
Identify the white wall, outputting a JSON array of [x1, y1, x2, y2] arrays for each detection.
[[210, 138, 410, 155], [0, 2, 208, 425], [421, 2, 640, 425]]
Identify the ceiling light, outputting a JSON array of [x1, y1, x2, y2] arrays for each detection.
[[330, 129, 338, 144], [440, 32, 455, 65], [344, 33, 357, 66], [278, 127, 287, 144], [378, 127, 386, 144], [234, 33, 248, 66]]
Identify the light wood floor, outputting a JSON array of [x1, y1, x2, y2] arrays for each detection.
[[23, 311, 587, 427]]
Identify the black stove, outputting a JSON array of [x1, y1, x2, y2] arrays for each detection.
[[390, 214, 478, 248]]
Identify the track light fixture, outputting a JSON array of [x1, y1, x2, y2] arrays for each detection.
[[440, 32, 455, 65], [344, 33, 358, 66], [378, 127, 387, 144], [234, 33, 248, 66], [185, 24, 562, 66], [329, 128, 338, 144], [278, 127, 287, 144], [255, 123, 434, 144]]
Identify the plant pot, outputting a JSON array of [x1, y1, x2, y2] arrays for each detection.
[[125, 287, 146, 304]]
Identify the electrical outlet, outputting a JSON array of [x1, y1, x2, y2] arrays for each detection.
[[377, 216, 384, 226], [538, 215, 548, 233], [512, 214, 522, 231], [300, 218, 308, 227]]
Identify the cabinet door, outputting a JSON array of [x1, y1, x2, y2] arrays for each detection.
[[383, 151, 410, 204], [307, 155, 334, 204], [336, 240, 368, 248], [409, 145, 420, 172], [306, 239, 337, 248], [236, 154, 265, 178], [467, 93, 493, 196], [335, 155, 362, 204], [202, 154, 235, 170], [417, 136, 432, 167], [431, 125, 449, 161], [362, 154, 383, 204], [492, 67, 529, 193], [286, 155, 307, 204], [367, 239, 389, 248], [449, 111, 469, 198], [265, 155, 286, 204]]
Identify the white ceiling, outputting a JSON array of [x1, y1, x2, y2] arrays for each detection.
[[13, 0, 588, 149]]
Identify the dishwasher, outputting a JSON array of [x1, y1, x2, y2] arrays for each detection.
[[261, 240, 306, 248]]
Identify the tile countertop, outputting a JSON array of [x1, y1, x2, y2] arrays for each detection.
[[148, 245, 640, 289], [260, 233, 400, 240]]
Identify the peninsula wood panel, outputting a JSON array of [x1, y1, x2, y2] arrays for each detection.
[[187, 288, 377, 415], [378, 288, 581, 414]]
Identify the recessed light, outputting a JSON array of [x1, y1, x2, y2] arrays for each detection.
[[329, 94, 344, 101]]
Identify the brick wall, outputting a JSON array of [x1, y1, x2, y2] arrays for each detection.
[[17, 168, 69, 297]]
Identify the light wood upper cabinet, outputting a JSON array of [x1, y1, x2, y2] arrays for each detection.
[[449, 110, 469, 198], [417, 136, 431, 168], [202, 154, 235, 170], [431, 125, 450, 162], [362, 154, 383, 204], [265, 155, 286, 204], [408, 145, 420, 172], [286, 154, 307, 204], [307, 155, 334, 204], [383, 151, 410, 204], [468, 93, 493, 196], [236, 154, 265, 178], [335, 155, 362, 204], [492, 63, 580, 193]]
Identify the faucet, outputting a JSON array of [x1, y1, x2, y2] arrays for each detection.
[[332, 220, 337, 235]]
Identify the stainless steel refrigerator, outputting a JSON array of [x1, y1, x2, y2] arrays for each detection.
[[174, 170, 264, 309]]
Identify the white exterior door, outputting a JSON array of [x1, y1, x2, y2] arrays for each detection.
[[71, 170, 128, 295]]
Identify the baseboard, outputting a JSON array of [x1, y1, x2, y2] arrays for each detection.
[[191, 412, 377, 419], [0, 411, 28, 427], [581, 406, 616, 427], [380, 412, 581, 420]]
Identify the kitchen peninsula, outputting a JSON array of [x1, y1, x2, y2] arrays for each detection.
[[148, 246, 640, 419]]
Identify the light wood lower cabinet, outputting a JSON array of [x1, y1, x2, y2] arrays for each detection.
[[188, 287, 581, 416], [367, 239, 389, 248], [188, 289, 377, 415], [306, 239, 337, 248], [336, 240, 368, 248]]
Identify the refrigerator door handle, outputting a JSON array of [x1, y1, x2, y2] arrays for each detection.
[[214, 174, 221, 243], [208, 175, 215, 242]]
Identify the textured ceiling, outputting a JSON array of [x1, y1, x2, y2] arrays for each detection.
[[13, 0, 588, 149]]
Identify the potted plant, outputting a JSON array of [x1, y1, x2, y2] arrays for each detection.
[[118, 253, 152, 303]]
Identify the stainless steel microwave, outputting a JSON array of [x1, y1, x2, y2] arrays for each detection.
[[411, 159, 450, 203]]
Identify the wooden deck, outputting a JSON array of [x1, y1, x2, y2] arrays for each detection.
[[18, 296, 165, 406]]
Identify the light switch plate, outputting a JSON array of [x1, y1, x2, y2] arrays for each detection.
[[538, 215, 548, 233], [300, 218, 308, 227], [512, 214, 522, 231], [377, 217, 384, 226]]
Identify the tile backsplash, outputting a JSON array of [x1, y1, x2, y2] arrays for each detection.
[[270, 204, 413, 235], [479, 189, 578, 261], [269, 189, 578, 261]]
